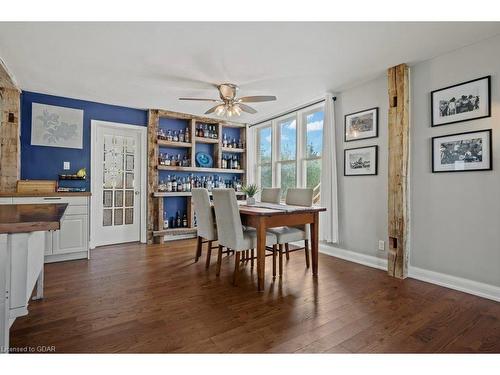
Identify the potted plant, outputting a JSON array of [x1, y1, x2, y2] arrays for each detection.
[[241, 184, 259, 205]]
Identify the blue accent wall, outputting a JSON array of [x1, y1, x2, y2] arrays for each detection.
[[20, 91, 148, 191]]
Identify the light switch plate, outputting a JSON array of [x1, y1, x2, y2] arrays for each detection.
[[63, 161, 70, 170], [378, 240, 385, 251]]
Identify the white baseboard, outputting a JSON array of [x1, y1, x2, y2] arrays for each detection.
[[318, 243, 500, 303], [319, 243, 387, 271], [408, 266, 500, 302]]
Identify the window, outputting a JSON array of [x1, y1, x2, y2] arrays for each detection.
[[277, 117, 297, 198], [257, 125, 272, 188], [253, 104, 324, 203]]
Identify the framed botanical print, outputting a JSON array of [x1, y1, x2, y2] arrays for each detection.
[[432, 129, 492, 173], [344, 145, 378, 176], [431, 76, 491, 127], [344, 107, 378, 142]]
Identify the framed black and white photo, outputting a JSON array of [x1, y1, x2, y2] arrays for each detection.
[[344, 107, 378, 142], [431, 76, 490, 127], [344, 145, 378, 176], [432, 129, 492, 173]]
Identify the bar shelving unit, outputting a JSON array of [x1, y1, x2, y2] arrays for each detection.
[[147, 109, 248, 243]]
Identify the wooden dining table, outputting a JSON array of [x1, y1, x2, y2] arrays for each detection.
[[238, 203, 326, 291]]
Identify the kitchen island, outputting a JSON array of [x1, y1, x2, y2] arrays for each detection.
[[0, 203, 67, 353]]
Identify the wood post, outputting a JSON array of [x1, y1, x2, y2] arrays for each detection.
[[387, 64, 410, 279], [0, 61, 20, 192], [147, 109, 159, 244]]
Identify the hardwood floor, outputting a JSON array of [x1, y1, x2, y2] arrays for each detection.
[[10, 239, 500, 353]]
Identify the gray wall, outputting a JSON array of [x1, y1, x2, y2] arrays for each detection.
[[411, 35, 500, 287], [334, 76, 388, 260], [333, 34, 500, 287]]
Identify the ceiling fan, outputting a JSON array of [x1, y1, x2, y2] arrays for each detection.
[[179, 83, 277, 117]]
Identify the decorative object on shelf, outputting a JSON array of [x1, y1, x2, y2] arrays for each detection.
[[157, 126, 191, 143], [58, 174, 86, 180], [16, 179, 57, 194], [179, 83, 277, 117], [57, 187, 87, 192], [241, 184, 259, 205], [431, 76, 491, 127], [432, 129, 492, 173], [344, 107, 378, 142], [195, 152, 213, 168], [344, 146, 378, 176], [31, 103, 84, 149]]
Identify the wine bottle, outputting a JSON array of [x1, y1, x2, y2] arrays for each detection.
[[176, 211, 181, 228], [182, 213, 188, 228]]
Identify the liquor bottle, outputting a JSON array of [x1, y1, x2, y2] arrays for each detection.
[[171, 175, 177, 192], [185, 127, 190, 143], [223, 133, 228, 147], [179, 130, 184, 143], [163, 153, 169, 166], [177, 154, 182, 167], [199, 124, 204, 138], [186, 176, 191, 192], [164, 211, 169, 229], [204, 124, 209, 138], [177, 177, 183, 192], [222, 155, 226, 169], [238, 139, 243, 149], [158, 152, 163, 166], [173, 130, 179, 142], [167, 129, 173, 141], [182, 213, 188, 228], [212, 125, 217, 139], [176, 211, 181, 228], [232, 138, 237, 148], [166, 175, 172, 192]]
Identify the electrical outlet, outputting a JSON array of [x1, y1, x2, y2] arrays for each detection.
[[63, 161, 70, 170], [378, 240, 385, 251]]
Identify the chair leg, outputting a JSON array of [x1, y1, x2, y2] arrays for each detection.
[[285, 243, 290, 260], [272, 245, 277, 278], [216, 245, 223, 276], [251, 249, 254, 268], [245, 249, 249, 262], [278, 244, 284, 277], [195, 236, 202, 262], [233, 252, 241, 286], [205, 240, 212, 269], [304, 240, 310, 268]]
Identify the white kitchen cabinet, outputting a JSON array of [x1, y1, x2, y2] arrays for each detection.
[[2, 195, 90, 262]]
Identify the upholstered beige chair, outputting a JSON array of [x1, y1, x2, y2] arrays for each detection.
[[192, 188, 220, 268], [268, 188, 313, 275], [212, 189, 279, 285], [260, 188, 281, 204]]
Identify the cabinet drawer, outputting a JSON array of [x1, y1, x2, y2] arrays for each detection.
[[0, 197, 13, 204], [12, 196, 88, 206]]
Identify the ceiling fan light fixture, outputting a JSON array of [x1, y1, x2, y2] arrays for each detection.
[[215, 104, 225, 116]]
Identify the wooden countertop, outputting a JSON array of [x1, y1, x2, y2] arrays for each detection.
[[0, 204, 68, 234], [0, 192, 91, 197]]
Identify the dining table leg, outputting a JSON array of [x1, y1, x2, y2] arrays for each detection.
[[310, 212, 319, 276], [256, 216, 266, 291]]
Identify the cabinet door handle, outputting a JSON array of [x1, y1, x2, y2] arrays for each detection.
[[43, 197, 62, 200]]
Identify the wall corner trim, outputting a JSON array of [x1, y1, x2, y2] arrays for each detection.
[[317, 243, 500, 302], [407, 266, 500, 303]]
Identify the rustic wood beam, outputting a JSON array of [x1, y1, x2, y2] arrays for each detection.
[[387, 63, 410, 279], [147, 109, 159, 244], [0, 59, 20, 192]]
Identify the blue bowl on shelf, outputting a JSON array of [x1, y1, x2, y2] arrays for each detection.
[[195, 152, 213, 168]]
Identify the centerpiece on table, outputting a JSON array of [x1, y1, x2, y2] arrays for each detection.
[[241, 184, 259, 205]]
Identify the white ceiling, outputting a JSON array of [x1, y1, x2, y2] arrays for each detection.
[[1, 22, 499, 124]]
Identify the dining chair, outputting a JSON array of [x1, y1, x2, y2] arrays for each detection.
[[212, 189, 279, 285], [267, 188, 313, 275], [260, 188, 281, 204], [192, 188, 222, 268]]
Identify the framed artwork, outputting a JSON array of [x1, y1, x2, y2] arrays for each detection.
[[431, 76, 491, 127], [31, 103, 84, 149], [432, 129, 492, 173], [344, 145, 378, 176], [344, 107, 378, 142]]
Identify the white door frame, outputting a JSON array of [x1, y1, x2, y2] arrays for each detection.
[[90, 120, 147, 248]]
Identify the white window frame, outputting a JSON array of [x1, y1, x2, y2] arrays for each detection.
[[252, 103, 325, 194]]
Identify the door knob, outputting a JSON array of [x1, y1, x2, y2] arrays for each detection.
[[135, 191, 140, 195]]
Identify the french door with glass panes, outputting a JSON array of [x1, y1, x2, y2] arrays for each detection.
[[92, 121, 144, 247]]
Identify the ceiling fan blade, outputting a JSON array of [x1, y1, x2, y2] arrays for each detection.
[[179, 98, 219, 102], [238, 95, 277, 103], [205, 104, 223, 114], [238, 103, 257, 114]]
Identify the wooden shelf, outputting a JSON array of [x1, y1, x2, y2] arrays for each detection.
[[221, 147, 245, 153], [195, 137, 219, 144], [157, 165, 245, 174], [153, 191, 246, 197], [221, 122, 246, 129], [153, 227, 197, 237], [158, 139, 192, 148]]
